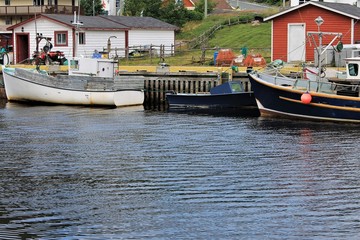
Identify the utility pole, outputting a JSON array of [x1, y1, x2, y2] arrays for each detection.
[[204, 0, 207, 19]]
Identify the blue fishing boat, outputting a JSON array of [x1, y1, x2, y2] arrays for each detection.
[[166, 81, 258, 115]]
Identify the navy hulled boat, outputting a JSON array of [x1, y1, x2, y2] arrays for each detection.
[[248, 57, 360, 123], [166, 81, 258, 115]]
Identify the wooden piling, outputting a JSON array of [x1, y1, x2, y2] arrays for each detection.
[[0, 87, 6, 99], [133, 71, 250, 107]]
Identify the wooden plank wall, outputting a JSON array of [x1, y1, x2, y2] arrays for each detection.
[[142, 74, 251, 107], [144, 78, 219, 107]]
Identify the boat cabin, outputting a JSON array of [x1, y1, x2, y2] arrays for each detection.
[[69, 58, 118, 78], [327, 57, 360, 97], [210, 81, 244, 95]]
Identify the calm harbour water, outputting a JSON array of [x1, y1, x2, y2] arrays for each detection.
[[1, 101, 360, 239]]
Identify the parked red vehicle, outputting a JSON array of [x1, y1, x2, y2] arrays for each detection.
[[32, 36, 66, 65], [32, 50, 66, 65]]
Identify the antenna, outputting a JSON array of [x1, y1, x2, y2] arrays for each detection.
[[34, 12, 38, 37], [72, 11, 83, 28], [78, 3, 81, 24], [71, 11, 83, 58], [73, 11, 76, 24]]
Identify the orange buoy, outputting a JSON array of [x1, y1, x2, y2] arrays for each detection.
[[301, 92, 312, 104]]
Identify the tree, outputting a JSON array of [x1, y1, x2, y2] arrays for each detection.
[[123, 0, 162, 17], [80, 0, 104, 16], [253, 0, 283, 5], [123, 0, 202, 28], [194, 0, 216, 15], [123, 0, 143, 16], [142, 0, 163, 18], [159, 1, 190, 28]]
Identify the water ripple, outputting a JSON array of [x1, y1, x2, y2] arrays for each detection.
[[1, 103, 360, 239]]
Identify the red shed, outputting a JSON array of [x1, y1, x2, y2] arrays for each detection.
[[264, 1, 360, 63]]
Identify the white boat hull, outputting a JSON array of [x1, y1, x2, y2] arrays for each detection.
[[2, 67, 144, 107]]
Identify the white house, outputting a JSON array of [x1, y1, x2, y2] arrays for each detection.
[[102, 0, 125, 16], [7, 14, 178, 64], [290, 0, 360, 7], [101, 15, 178, 55]]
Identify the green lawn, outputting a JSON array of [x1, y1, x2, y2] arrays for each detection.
[[207, 22, 271, 49], [121, 12, 273, 66]]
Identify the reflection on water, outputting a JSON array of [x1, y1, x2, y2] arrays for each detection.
[[166, 106, 260, 118], [1, 102, 360, 239], [0, 99, 6, 108]]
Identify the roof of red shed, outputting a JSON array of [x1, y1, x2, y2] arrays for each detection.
[[183, 0, 195, 8], [264, 1, 360, 21]]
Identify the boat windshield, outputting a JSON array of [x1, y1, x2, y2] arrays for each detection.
[[230, 82, 243, 93]]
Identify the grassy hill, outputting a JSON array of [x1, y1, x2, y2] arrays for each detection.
[[207, 22, 271, 49], [121, 11, 274, 66]]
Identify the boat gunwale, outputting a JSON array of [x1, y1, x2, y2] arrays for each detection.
[[250, 71, 360, 102], [3, 67, 144, 93]]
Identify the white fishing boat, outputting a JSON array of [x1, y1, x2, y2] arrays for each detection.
[[2, 57, 144, 107]]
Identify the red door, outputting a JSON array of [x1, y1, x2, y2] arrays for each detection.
[[15, 33, 30, 64]]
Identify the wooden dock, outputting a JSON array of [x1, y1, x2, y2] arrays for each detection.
[[121, 71, 250, 107], [0, 65, 252, 105]]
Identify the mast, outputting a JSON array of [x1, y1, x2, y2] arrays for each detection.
[[307, 16, 342, 86], [315, 16, 323, 83]]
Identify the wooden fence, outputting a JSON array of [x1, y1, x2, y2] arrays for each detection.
[[106, 44, 270, 66]]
